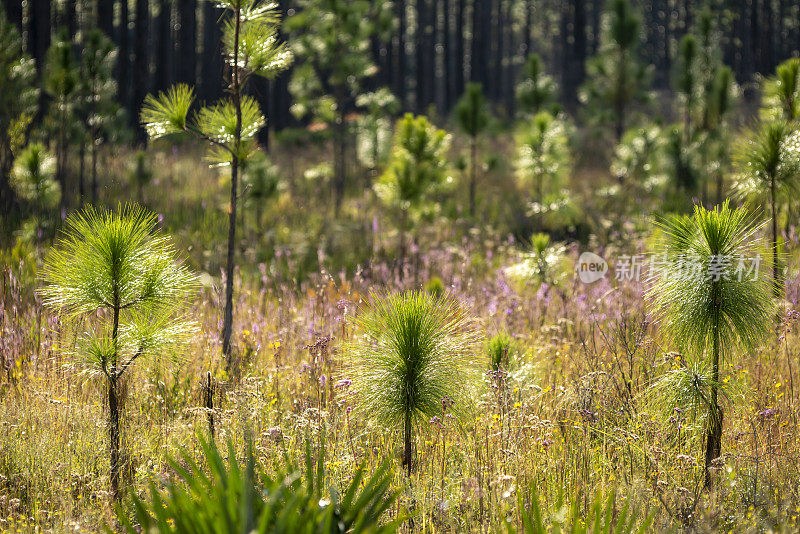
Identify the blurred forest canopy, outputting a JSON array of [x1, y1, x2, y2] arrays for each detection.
[[3, 0, 799, 138]]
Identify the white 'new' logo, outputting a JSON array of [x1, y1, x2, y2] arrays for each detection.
[[577, 252, 608, 283]]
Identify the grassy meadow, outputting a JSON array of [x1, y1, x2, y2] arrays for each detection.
[[3, 137, 800, 533]]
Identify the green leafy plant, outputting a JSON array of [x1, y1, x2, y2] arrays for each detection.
[[116, 435, 400, 533], [455, 82, 489, 217], [424, 275, 445, 298], [671, 10, 737, 204], [611, 125, 661, 190], [487, 331, 513, 372], [658, 123, 703, 195], [733, 121, 800, 293], [513, 488, 653, 534], [375, 114, 452, 259], [506, 232, 566, 286], [141, 0, 292, 368], [40, 205, 198, 500], [78, 29, 124, 204], [347, 291, 481, 475], [647, 202, 774, 486], [355, 88, 400, 174]]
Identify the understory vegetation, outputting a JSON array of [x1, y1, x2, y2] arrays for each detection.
[[3, 0, 800, 532]]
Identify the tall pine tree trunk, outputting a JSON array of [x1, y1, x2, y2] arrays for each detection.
[[133, 0, 150, 141], [177, 0, 197, 86], [396, 0, 407, 107], [222, 6, 242, 370], [4, 0, 23, 30], [454, 0, 464, 97], [119, 0, 130, 110], [201, 1, 224, 103], [154, 0, 173, 93], [30, 0, 51, 71], [97, 0, 114, 37]]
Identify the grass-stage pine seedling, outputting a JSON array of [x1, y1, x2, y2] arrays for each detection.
[[647, 201, 773, 487], [40, 205, 197, 501], [347, 291, 481, 475]]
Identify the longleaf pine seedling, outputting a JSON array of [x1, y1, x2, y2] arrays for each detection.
[[455, 82, 489, 218], [647, 201, 773, 487], [0, 7, 38, 211], [286, 0, 394, 212], [347, 291, 481, 476], [10, 142, 60, 242], [733, 120, 800, 295], [515, 112, 571, 230], [40, 205, 197, 501], [375, 114, 452, 261], [141, 0, 292, 370], [579, 0, 652, 142]]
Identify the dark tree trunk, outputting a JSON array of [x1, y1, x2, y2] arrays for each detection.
[[118, 0, 130, 112], [133, 0, 150, 141], [704, 312, 723, 488], [97, 0, 114, 38], [471, 0, 489, 87], [492, 0, 502, 102], [222, 7, 242, 371], [591, 0, 600, 54], [78, 143, 85, 204], [108, 375, 121, 501], [176, 0, 197, 86], [403, 411, 413, 476], [469, 137, 476, 217], [443, 0, 454, 110], [396, 0, 407, 107], [415, 0, 434, 112], [30, 0, 51, 70], [154, 0, 173, 93], [91, 142, 98, 204], [65, 0, 77, 38], [524, 0, 532, 57], [3, 0, 23, 30], [200, 1, 224, 103], [454, 0, 465, 97], [562, 0, 586, 108]]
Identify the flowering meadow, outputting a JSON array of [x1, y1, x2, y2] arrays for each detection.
[[2, 144, 800, 533]]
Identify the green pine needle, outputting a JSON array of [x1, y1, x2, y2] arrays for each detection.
[[346, 291, 483, 431]]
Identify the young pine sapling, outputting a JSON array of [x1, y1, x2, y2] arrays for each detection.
[[40, 205, 198, 501]]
